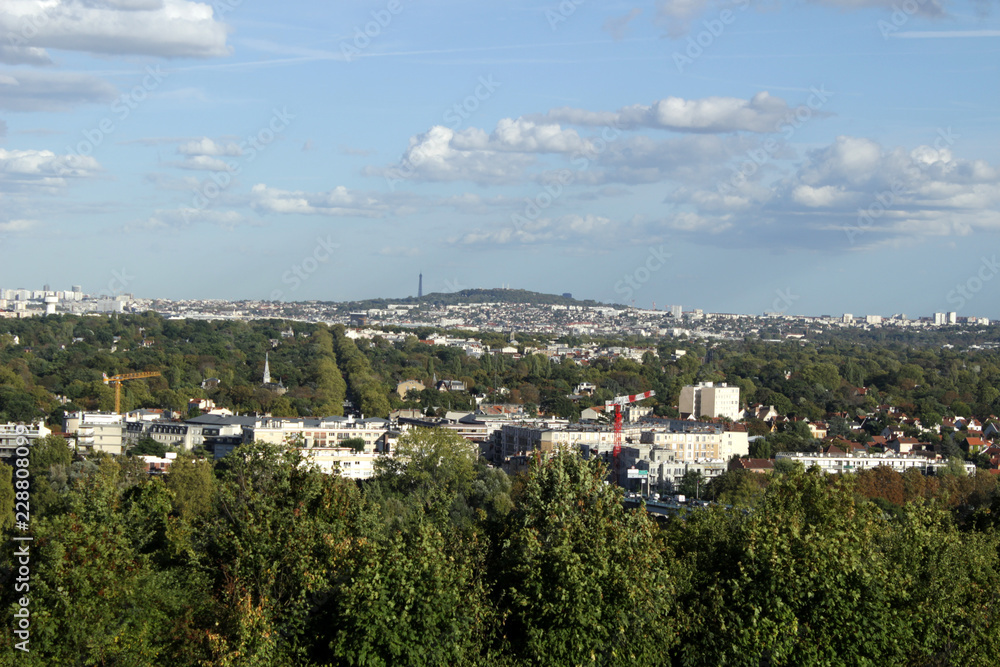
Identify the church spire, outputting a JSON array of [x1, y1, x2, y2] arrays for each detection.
[[263, 352, 271, 385]]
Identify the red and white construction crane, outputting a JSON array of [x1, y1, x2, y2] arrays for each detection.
[[605, 390, 655, 482]]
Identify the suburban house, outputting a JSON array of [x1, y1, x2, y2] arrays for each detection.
[[396, 379, 426, 399]]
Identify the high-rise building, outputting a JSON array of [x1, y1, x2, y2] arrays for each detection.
[[678, 382, 741, 421], [934, 312, 946, 325], [948, 311, 957, 324]]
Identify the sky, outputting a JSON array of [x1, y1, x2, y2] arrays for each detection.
[[1, 0, 999, 317]]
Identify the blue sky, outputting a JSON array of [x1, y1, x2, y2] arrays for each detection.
[[1, 0, 999, 317]]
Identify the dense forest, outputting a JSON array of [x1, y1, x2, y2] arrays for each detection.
[[3, 429, 1000, 665]]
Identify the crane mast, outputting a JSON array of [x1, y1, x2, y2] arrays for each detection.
[[605, 390, 655, 483], [102, 371, 162, 414]]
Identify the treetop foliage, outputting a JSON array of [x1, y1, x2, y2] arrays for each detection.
[[5, 430, 1000, 665]]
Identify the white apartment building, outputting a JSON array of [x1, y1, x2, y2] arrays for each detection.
[[638, 416, 749, 462], [63, 412, 124, 455], [124, 417, 247, 450], [641, 428, 723, 461], [195, 414, 397, 480], [678, 382, 741, 421], [722, 428, 750, 459], [299, 447, 381, 479], [499, 423, 642, 460], [242, 415, 392, 452], [0, 422, 51, 460], [620, 445, 728, 492], [775, 451, 977, 476]]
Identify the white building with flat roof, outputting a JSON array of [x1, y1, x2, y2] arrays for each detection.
[[775, 451, 976, 476], [63, 412, 124, 455], [0, 422, 51, 460], [678, 382, 741, 421], [242, 415, 393, 455]]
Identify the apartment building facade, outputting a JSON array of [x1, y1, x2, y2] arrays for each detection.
[[775, 451, 977, 475], [679, 382, 741, 421], [0, 421, 51, 460]]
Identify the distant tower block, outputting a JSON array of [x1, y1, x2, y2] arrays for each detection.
[[418, 272, 423, 298]]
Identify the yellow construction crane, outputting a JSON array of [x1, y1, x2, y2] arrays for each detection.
[[102, 371, 162, 414]]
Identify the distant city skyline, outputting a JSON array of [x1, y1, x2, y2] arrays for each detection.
[[2, 281, 996, 322], [1, 1, 998, 317]]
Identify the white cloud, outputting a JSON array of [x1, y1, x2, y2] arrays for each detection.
[[250, 184, 390, 217], [0, 147, 101, 189], [654, 0, 946, 39], [454, 118, 592, 153], [178, 137, 243, 156], [537, 92, 800, 134], [176, 155, 235, 171], [791, 184, 852, 208], [665, 135, 1000, 249], [454, 214, 618, 246], [142, 207, 245, 229], [0, 218, 37, 233], [0, 0, 232, 59], [383, 110, 761, 187], [552, 133, 754, 187], [654, 0, 717, 38], [0, 69, 117, 112], [661, 210, 732, 233], [797, 136, 885, 187], [379, 125, 536, 186], [0, 44, 52, 65]]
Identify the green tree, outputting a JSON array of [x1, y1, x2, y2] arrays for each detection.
[[0, 461, 14, 532], [131, 437, 167, 458], [494, 448, 679, 664], [203, 441, 364, 664], [679, 469, 705, 499], [328, 515, 491, 667], [670, 469, 895, 666], [1, 460, 214, 665], [342, 437, 366, 452], [28, 434, 74, 516], [704, 469, 766, 507], [164, 453, 215, 519]]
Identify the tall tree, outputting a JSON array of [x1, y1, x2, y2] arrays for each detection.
[[494, 448, 679, 665]]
